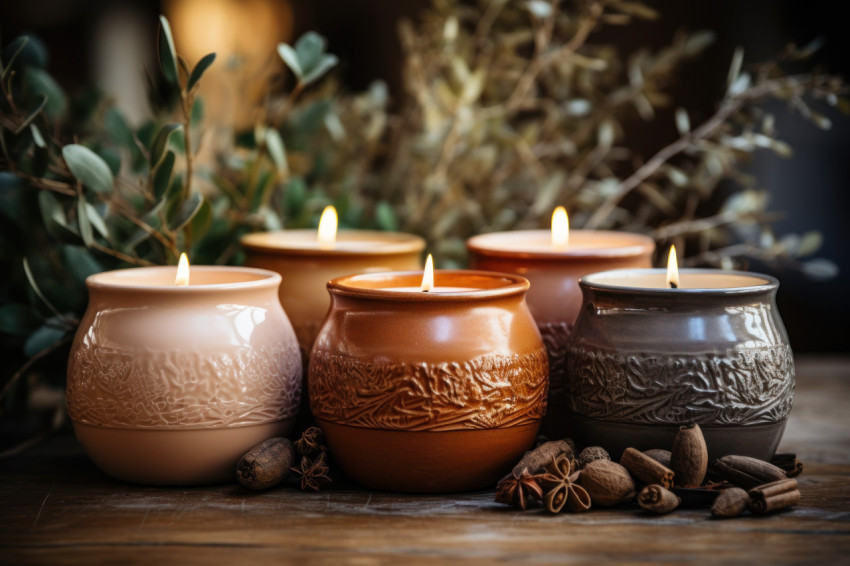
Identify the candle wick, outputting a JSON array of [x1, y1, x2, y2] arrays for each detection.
[[669, 282, 678, 289], [422, 289, 430, 293]]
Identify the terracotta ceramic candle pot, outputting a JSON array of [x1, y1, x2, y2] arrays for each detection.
[[308, 269, 549, 493], [66, 264, 302, 485], [466, 216, 654, 437], [241, 228, 425, 355], [565, 268, 795, 462]]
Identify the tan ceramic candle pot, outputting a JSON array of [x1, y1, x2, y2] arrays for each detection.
[[309, 270, 549, 493], [566, 268, 795, 462], [467, 229, 655, 437], [66, 266, 302, 485], [241, 230, 425, 355]]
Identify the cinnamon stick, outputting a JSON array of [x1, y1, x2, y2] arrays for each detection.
[[748, 478, 800, 514]]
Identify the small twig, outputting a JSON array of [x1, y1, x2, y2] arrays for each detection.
[[90, 241, 156, 267], [585, 74, 818, 229]]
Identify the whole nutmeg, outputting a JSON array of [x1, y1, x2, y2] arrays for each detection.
[[578, 459, 636, 506], [578, 446, 610, 468]]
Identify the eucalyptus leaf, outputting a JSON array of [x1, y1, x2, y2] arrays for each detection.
[[168, 192, 203, 231], [60, 244, 104, 286], [24, 323, 67, 357], [300, 54, 338, 86], [158, 15, 179, 84], [0, 172, 26, 222], [62, 144, 114, 193], [153, 150, 176, 199], [264, 128, 288, 174], [149, 123, 182, 166], [38, 191, 68, 237], [85, 202, 109, 239], [0, 304, 42, 336], [76, 196, 94, 248], [24, 67, 67, 119], [295, 32, 326, 75], [187, 52, 216, 91], [189, 197, 212, 240], [276, 43, 302, 78], [801, 258, 839, 281]]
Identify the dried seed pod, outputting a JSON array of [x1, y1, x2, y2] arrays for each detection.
[[579, 459, 636, 506], [578, 446, 610, 468], [671, 423, 708, 487], [643, 449, 672, 469], [637, 484, 680, 514], [236, 437, 296, 490], [712, 455, 788, 490], [710, 487, 750, 518], [620, 447, 675, 488]]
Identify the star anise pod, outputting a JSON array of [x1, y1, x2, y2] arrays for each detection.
[[539, 455, 591, 513], [295, 426, 327, 457], [291, 452, 332, 491], [495, 468, 545, 510]]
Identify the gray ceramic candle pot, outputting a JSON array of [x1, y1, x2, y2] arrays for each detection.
[[564, 268, 794, 462]]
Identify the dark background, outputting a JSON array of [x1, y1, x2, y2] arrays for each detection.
[[3, 0, 848, 353]]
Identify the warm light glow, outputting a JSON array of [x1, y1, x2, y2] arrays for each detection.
[[317, 206, 338, 248], [175, 253, 190, 286], [420, 254, 435, 292], [666, 245, 680, 289], [551, 206, 569, 248]]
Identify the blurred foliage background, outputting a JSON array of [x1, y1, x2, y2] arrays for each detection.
[[1, 0, 848, 450]]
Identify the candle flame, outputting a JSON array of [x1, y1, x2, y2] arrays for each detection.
[[420, 254, 434, 292], [551, 206, 569, 249], [317, 205, 338, 248], [666, 245, 680, 289], [175, 253, 190, 286]]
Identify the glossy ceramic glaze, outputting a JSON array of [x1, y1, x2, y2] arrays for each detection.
[[241, 230, 425, 355], [309, 270, 549, 493], [467, 229, 655, 438], [565, 268, 795, 462], [66, 266, 302, 485]]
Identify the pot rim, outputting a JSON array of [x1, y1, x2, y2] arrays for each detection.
[[241, 230, 426, 257], [327, 270, 530, 302], [466, 229, 655, 260], [85, 265, 282, 293], [580, 267, 778, 296]]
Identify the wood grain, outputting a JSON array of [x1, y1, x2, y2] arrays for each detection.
[[1, 355, 849, 565]]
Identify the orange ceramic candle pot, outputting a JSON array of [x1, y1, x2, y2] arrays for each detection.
[[241, 230, 425, 354], [467, 229, 655, 438], [309, 270, 548, 493], [66, 266, 302, 485]]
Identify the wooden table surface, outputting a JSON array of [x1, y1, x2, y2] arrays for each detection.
[[1, 354, 849, 565]]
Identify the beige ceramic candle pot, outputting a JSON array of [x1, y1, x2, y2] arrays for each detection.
[[241, 230, 425, 355], [467, 229, 654, 437], [309, 270, 549, 493], [66, 266, 302, 485]]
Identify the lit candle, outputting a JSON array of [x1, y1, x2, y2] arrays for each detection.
[[377, 255, 476, 293], [308, 268, 547, 492], [565, 257, 795, 462], [466, 209, 655, 437], [240, 206, 426, 353], [65, 257, 303, 485]]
